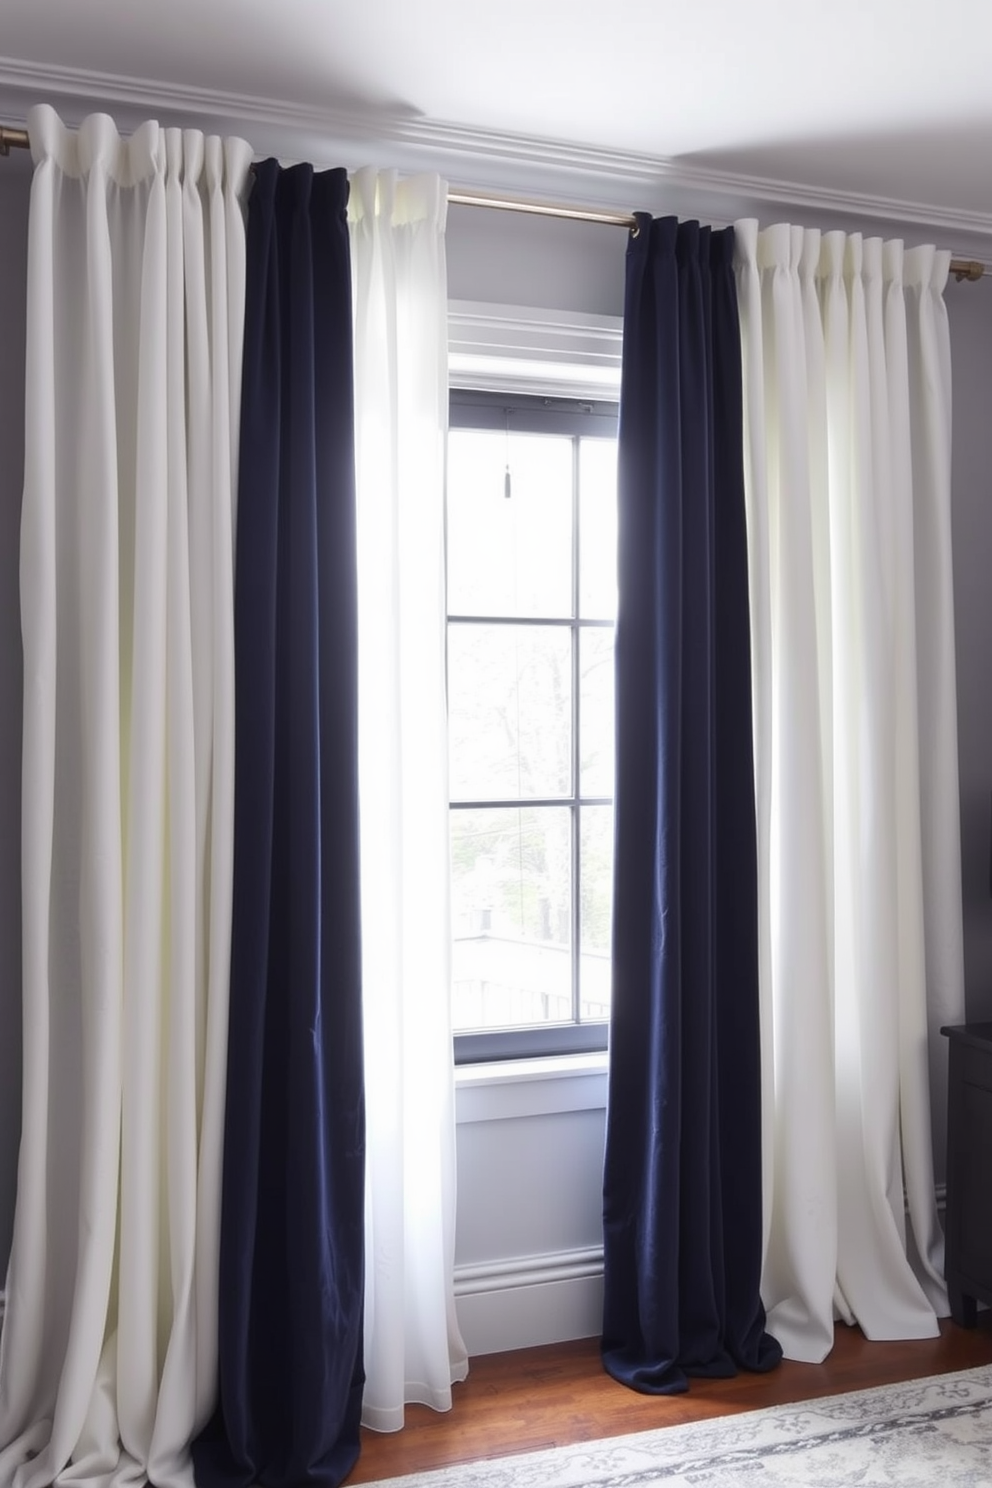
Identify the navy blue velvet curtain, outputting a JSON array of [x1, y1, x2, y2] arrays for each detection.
[[601, 217, 781, 1395], [193, 160, 365, 1487]]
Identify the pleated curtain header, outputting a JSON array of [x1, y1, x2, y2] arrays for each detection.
[[28, 101, 253, 190], [733, 216, 951, 294]]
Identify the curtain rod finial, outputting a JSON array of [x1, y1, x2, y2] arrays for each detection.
[[0, 126, 30, 157], [952, 259, 985, 283]]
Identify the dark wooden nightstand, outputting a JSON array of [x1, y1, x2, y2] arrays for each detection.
[[942, 1022, 992, 1327]]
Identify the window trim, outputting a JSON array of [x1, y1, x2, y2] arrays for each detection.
[[448, 301, 623, 403], [448, 389, 618, 1064]]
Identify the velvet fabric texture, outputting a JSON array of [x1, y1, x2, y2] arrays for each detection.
[[193, 159, 366, 1486], [601, 216, 781, 1395]]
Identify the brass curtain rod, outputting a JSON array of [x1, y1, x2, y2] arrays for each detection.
[[448, 187, 637, 232], [451, 188, 990, 282], [1, 123, 987, 282]]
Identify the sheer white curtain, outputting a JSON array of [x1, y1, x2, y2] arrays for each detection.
[[736, 219, 966, 1362], [349, 167, 468, 1432], [0, 105, 250, 1487]]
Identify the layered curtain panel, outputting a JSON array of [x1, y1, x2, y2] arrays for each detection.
[[0, 105, 251, 1487], [348, 168, 468, 1432], [193, 160, 366, 1488], [735, 220, 967, 1360], [602, 217, 782, 1394], [0, 110, 468, 1488]]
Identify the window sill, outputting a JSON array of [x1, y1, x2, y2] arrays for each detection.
[[454, 1050, 608, 1124]]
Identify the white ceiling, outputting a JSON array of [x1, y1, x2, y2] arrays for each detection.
[[2, 0, 992, 241]]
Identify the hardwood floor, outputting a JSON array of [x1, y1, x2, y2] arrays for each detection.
[[350, 1317, 992, 1483]]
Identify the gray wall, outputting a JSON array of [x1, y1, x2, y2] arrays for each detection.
[[947, 278, 992, 1021], [0, 155, 29, 1278], [447, 202, 626, 316]]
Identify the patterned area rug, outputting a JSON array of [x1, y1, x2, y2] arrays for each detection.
[[360, 1365, 992, 1488]]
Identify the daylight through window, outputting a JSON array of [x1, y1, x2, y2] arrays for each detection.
[[447, 392, 618, 1060]]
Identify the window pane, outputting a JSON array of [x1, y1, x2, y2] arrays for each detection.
[[580, 804, 613, 1021], [579, 626, 614, 797], [579, 438, 617, 620], [451, 806, 572, 1031], [447, 430, 573, 617], [448, 623, 572, 801]]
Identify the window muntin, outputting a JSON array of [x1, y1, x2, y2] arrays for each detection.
[[448, 392, 617, 1061]]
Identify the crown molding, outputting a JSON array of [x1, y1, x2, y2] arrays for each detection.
[[2, 55, 991, 254], [0, 55, 400, 138]]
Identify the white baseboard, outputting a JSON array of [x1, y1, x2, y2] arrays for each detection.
[[453, 1186, 952, 1359], [454, 1246, 603, 1357]]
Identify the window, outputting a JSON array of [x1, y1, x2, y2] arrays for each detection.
[[447, 391, 618, 1061]]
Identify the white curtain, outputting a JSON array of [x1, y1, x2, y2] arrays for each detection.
[[349, 167, 469, 1431], [735, 219, 966, 1361], [0, 105, 250, 1487]]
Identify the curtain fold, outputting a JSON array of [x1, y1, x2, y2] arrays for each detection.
[[192, 159, 366, 1488], [0, 104, 250, 1488], [602, 216, 782, 1394], [349, 166, 468, 1433], [735, 219, 966, 1361]]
